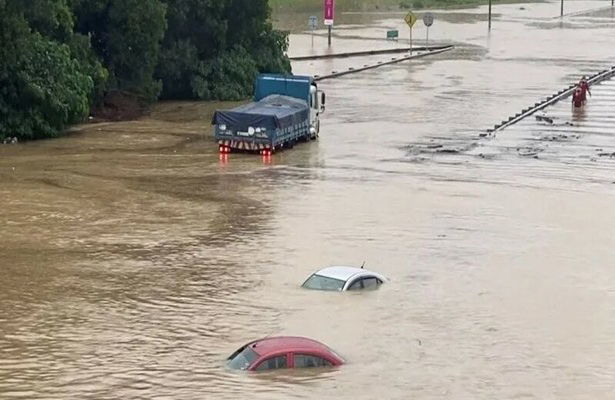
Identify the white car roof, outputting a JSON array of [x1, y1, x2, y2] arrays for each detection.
[[314, 266, 383, 282]]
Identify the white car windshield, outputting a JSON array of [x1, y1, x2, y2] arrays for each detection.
[[302, 274, 345, 291]]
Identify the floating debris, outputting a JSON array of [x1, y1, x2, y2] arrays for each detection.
[[3, 137, 18, 145], [518, 147, 543, 157], [536, 114, 554, 124]]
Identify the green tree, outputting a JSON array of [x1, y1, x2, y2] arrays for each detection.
[[6, 0, 108, 105], [209, 46, 258, 100], [156, 0, 225, 99], [224, 0, 291, 74], [67, 32, 109, 104], [73, 0, 166, 102], [106, 0, 166, 101], [6, 0, 74, 40], [0, 2, 93, 140], [156, 0, 291, 101]]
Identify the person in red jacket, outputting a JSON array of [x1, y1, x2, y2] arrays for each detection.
[[572, 88, 585, 108]]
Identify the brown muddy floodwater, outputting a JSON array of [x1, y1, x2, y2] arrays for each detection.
[[1, 1, 615, 399]]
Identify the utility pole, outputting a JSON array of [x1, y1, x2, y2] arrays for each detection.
[[561, 0, 564, 17]]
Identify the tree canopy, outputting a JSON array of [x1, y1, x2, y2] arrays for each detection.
[[0, 0, 291, 141]]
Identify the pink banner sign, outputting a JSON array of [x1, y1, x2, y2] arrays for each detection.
[[324, 0, 334, 25]]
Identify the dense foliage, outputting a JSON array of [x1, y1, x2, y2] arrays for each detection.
[[0, 0, 291, 140]]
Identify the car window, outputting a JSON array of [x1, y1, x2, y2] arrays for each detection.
[[302, 274, 345, 291], [362, 277, 380, 289], [255, 355, 287, 371], [228, 346, 259, 370], [294, 354, 332, 368], [348, 278, 363, 290], [348, 277, 382, 290]]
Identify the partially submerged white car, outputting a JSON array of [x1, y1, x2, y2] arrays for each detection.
[[302, 266, 388, 291]]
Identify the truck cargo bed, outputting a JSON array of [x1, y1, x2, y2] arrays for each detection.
[[212, 95, 311, 152]]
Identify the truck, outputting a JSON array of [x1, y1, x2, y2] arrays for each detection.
[[212, 74, 325, 155]]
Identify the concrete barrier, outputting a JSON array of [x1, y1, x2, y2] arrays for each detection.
[[314, 46, 454, 82], [290, 45, 453, 61]]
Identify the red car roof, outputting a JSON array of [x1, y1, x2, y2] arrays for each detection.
[[249, 336, 341, 359]]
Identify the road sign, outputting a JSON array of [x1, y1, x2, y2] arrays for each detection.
[[423, 12, 434, 49], [387, 29, 399, 40], [423, 12, 434, 27], [404, 12, 417, 54], [309, 16, 317, 47], [309, 16, 317, 30], [324, 0, 334, 25], [404, 12, 417, 28]]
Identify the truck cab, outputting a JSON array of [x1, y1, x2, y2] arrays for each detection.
[[310, 84, 326, 138]]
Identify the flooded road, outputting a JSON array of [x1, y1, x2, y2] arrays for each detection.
[[1, 1, 614, 399]]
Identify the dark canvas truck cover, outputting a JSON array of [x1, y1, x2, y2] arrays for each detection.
[[211, 95, 308, 132]]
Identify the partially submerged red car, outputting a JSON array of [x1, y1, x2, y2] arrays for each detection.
[[227, 336, 344, 372]]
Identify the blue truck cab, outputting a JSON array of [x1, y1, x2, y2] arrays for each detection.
[[212, 74, 325, 154]]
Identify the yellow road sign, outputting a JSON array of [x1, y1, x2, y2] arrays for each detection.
[[404, 12, 417, 28]]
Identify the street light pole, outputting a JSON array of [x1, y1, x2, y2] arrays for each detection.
[[328, 25, 332, 46], [561, 0, 564, 17]]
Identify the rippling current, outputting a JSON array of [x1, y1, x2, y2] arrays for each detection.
[[1, 2, 614, 399]]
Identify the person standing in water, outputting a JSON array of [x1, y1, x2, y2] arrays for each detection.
[[572, 87, 585, 109], [578, 77, 591, 99]]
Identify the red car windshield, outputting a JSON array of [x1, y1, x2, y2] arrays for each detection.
[[228, 345, 258, 370]]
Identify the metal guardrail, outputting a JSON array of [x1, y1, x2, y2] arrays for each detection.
[[313, 46, 454, 82], [487, 65, 615, 133]]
